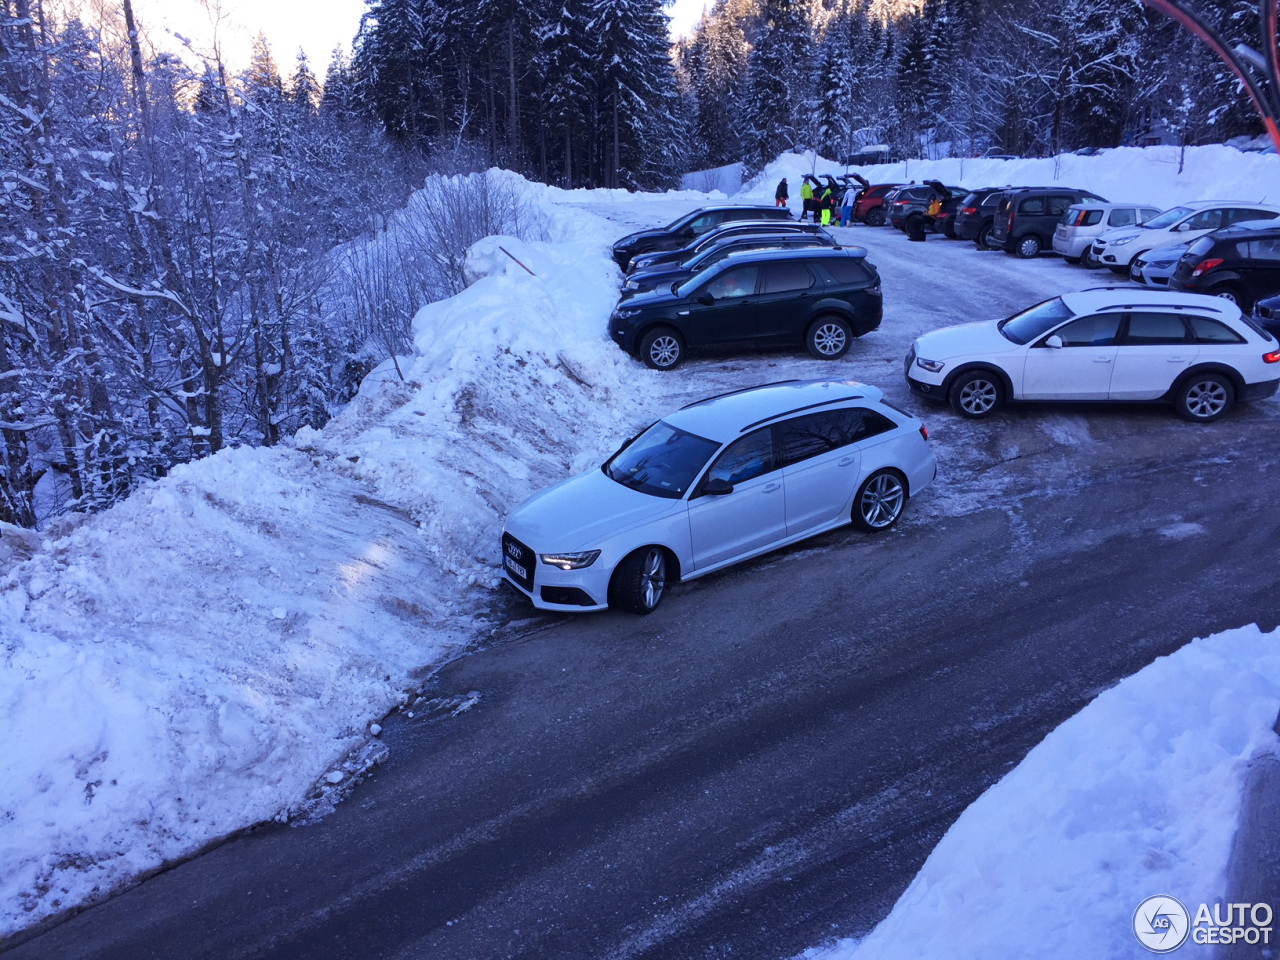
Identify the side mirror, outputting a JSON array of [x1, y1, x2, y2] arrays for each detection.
[[701, 477, 734, 496], [698, 293, 715, 306], [1045, 334, 1064, 349], [1172, 222, 1187, 232]]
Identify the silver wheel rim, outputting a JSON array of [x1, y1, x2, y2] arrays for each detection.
[[1185, 380, 1228, 418], [1020, 238, 1038, 257], [640, 549, 666, 608], [959, 378, 998, 415], [813, 322, 848, 356], [860, 473, 904, 528], [649, 336, 680, 367], [1214, 290, 1238, 305]]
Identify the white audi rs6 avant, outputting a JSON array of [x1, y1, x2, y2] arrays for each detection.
[[500, 379, 936, 614]]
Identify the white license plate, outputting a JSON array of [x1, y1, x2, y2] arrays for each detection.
[[504, 557, 527, 579]]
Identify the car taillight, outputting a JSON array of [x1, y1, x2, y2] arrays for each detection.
[[962, 206, 977, 215], [1008, 211, 1015, 229], [919, 424, 929, 441], [893, 200, 907, 206], [1190, 258, 1223, 278], [1073, 210, 1090, 226], [1264, 349, 1280, 364]]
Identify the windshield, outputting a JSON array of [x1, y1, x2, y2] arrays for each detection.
[[1142, 206, 1192, 230], [603, 421, 720, 499], [999, 297, 1075, 344]]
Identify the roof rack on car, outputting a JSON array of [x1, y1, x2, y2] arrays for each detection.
[[681, 380, 803, 409], [740, 394, 863, 432]]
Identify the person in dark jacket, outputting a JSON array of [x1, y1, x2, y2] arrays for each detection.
[[908, 181, 952, 241], [775, 178, 789, 208]]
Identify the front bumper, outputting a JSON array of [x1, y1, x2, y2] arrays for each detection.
[[501, 530, 610, 612]]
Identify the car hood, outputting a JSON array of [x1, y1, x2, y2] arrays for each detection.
[[1142, 243, 1191, 264], [1096, 227, 1142, 246], [616, 284, 681, 309], [506, 468, 685, 552], [914, 319, 1021, 359], [614, 228, 668, 250]]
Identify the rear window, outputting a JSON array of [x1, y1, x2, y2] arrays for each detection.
[[819, 258, 870, 284], [1186, 236, 1216, 257], [981, 192, 1001, 208]]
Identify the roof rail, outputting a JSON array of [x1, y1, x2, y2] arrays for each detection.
[[681, 380, 803, 410], [740, 394, 863, 432]]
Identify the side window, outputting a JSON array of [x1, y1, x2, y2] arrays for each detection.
[[1229, 208, 1279, 225], [1081, 210, 1104, 226], [1019, 196, 1045, 216], [1246, 237, 1280, 261], [703, 429, 775, 487], [856, 410, 897, 441], [982, 193, 1001, 208], [777, 410, 856, 464], [1051, 314, 1121, 347], [1107, 208, 1137, 227], [688, 213, 717, 234], [1047, 196, 1072, 217], [1184, 209, 1224, 231], [703, 266, 759, 299], [819, 257, 870, 284], [1123, 313, 1190, 345], [761, 262, 814, 294], [1189, 316, 1246, 343]]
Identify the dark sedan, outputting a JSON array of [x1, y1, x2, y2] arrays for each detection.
[[626, 220, 829, 274], [611, 206, 793, 269], [621, 231, 838, 298]]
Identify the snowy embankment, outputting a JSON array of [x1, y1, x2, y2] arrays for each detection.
[[0, 170, 666, 937], [741, 144, 1280, 208], [799, 623, 1280, 960]]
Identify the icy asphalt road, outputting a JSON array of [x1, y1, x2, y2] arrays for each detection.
[[8, 213, 1280, 960]]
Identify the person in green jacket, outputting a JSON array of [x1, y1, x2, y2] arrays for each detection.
[[800, 176, 817, 222]]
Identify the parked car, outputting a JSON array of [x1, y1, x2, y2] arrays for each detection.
[[952, 187, 1007, 247], [609, 247, 882, 370], [851, 183, 903, 225], [622, 231, 838, 298], [932, 189, 981, 238], [988, 187, 1107, 258], [904, 288, 1280, 422], [1129, 243, 1191, 287], [1169, 221, 1280, 311], [1089, 201, 1280, 274], [626, 220, 829, 273], [1253, 293, 1280, 340], [611, 206, 793, 269], [500, 379, 936, 613], [888, 182, 965, 232], [1052, 202, 1161, 263]]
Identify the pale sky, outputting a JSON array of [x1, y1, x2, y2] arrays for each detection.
[[129, 0, 714, 77]]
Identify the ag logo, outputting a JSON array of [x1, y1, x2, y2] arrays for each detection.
[[1134, 895, 1191, 953]]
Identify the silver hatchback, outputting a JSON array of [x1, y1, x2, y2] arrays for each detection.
[[1053, 202, 1161, 263]]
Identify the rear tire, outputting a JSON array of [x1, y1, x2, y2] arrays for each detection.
[[865, 207, 886, 227], [639, 327, 685, 371], [975, 222, 993, 248], [1175, 372, 1234, 423], [609, 546, 669, 614], [1206, 284, 1245, 309], [949, 369, 1005, 418], [806, 316, 853, 359], [903, 212, 923, 235], [852, 469, 907, 531], [1014, 234, 1042, 259]]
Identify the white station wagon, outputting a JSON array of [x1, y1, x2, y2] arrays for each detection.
[[501, 380, 936, 614], [905, 289, 1280, 422]]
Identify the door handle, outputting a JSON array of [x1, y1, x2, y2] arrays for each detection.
[[763, 482, 781, 493], [837, 456, 856, 466], [677, 310, 689, 316], [1093, 357, 1112, 363], [1167, 357, 1184, 362]]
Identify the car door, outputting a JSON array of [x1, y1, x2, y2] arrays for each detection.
[[1020, 313, 1122, 399], [685, 428, 786, 569], [1109, 312, 1198, 399], [777, 409, 864, 536], [681, 265, 762, 347], [753, 261, 817, 344]]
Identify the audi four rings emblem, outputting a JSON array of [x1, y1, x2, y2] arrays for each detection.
[[506, 542, 521, 559]]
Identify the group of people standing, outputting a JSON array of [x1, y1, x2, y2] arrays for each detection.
[[774, 172, 870, 228]]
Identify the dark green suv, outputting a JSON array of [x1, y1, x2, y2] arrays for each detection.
[[608, 248, 883, 370]]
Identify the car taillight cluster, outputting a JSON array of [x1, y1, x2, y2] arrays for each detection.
[[1190, 258, 1223, 278], [1072, 210, 1092, 226], [961, 206, 977, 215], [1264, 350, 1280, 364], [1008, 211, 1015, 229], [919, 424, 929, 441]]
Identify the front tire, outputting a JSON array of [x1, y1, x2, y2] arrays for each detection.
[[1175, 372, 1234, 423], [639, 327, 685, 371], [806, 316, 853, 359], [949, 369, 1005, 418], [609, 546, 669, 614], [1014, 234, 1042, 258], [853, 469, 907, 531]]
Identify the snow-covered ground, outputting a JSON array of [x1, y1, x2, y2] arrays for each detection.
[[797, 623, 1280, 960], [2, 146, 1278, 941]]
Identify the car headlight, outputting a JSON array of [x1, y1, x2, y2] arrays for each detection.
[[540, 550, 601, 570], [614, 308, 639, 319], [1109, 235, 1137, 246], [624, 279, 639, 290], [915, 357, 945, 373]]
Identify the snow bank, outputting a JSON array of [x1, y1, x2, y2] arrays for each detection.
[[739, 145, 1280, 209], [800, 623, 1280, 960], [0, 170, 665, 937]]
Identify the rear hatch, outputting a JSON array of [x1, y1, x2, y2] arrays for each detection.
[[989, 193, 1016, 242]]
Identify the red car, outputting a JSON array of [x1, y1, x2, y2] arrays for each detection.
[[852, 183, 903, 226]]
